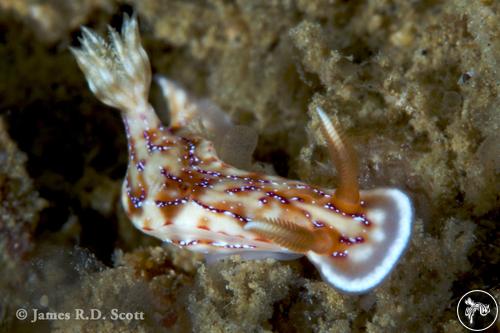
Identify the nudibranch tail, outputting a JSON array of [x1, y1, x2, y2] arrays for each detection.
[[244, 218, 338, 255], [155, 76, 198, 130], [315, 107, 360, 214], [154, 75, 258, 169], [70, 13, 151, 111]]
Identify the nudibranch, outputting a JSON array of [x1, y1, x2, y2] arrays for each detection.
[[71, 15, 413, 293]]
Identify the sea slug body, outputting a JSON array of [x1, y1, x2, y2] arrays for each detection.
[[71, 14, 413, 294]]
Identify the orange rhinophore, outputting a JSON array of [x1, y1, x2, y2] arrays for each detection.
[[71, 14, 413, 293]]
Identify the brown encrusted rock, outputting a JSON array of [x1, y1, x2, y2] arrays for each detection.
[[288, 280, 358, 333], [188, 257, 299, 332], [0, 117, 45, 270], [367, 218, 475, 332], [45, 245, 200, 333], [0, 0, 114, 43], [290, 2, 499, 219], [0, 119, 45, 332]]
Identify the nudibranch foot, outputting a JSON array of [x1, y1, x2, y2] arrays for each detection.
[[71, 14, 414, 295], [205, 251, 302, 265]]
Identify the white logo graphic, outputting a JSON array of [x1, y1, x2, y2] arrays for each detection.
[[457, 289, 498, 331], [464, 297, 490, 324]]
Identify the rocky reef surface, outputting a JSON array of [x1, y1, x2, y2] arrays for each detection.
[[0, 1, 498, 332]]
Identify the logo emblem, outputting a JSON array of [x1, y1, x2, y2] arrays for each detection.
[[457, 290, 498, 331]]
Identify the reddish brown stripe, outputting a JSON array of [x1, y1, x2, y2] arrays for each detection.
[[155, 192, 188, 221], [125, 175, 146, 216]]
